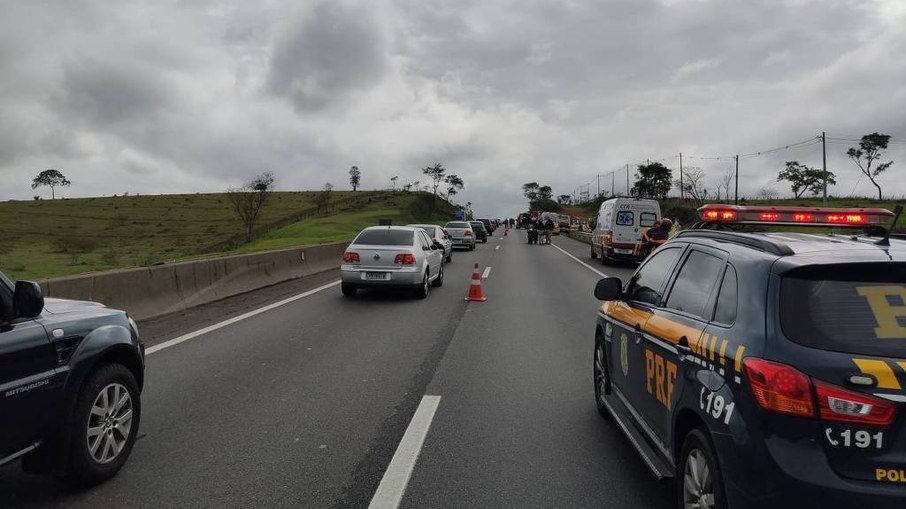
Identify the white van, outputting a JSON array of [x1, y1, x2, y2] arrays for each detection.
[[591, 198, 661, 263]]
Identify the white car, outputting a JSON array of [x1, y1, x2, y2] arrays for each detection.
[[407, 224, 453, 263], [340, 226, 445, 298], [444, 221, 476, 250]]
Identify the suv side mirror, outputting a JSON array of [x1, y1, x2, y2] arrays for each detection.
[[593, 277, 623, 301], [13, 281, 44, 319]]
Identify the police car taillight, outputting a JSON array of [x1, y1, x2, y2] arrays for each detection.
[[744, 358, 814, 417], [815, 380, 895, 426], [697, 204, 893, 227]]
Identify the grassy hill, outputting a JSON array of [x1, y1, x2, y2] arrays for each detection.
[[0, 191, 454, 281]]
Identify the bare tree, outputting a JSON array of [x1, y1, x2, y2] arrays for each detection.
[[847, 133, 894, 200], [756, 187, 779, 201], [390, 175, 399, 191], [673, 167, 708, 206], [315, 182, 333, 213], [718, 169, 734, 202], [227, 172, 275, 243]]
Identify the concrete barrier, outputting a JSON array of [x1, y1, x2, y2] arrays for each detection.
[[38, 242, 349, 320], [564, 231, 592, 245]]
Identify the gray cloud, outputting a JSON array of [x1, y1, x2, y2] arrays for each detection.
[[266, 2, 390, 112], [1, 0, 905, 218]]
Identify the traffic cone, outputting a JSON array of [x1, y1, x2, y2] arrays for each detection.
[[464, 263, 487, 302], [504, 227, 509, 236]]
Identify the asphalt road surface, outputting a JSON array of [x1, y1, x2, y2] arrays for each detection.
[[0, 233, 672, 509]]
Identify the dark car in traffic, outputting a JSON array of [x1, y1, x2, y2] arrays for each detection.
[[0, 270, 144, 485], [593, 204, 906, 509], [469, 221, 489, 243]]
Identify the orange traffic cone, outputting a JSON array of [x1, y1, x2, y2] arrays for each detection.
[[504, 227, 509, 236], [464, 263, 487, 302]]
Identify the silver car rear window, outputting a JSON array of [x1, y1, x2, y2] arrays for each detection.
[[354, 229, 414, 246], [446, 222, 470, 228]]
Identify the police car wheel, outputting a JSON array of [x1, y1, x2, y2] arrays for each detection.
[[590, 245, 598, 259], [678, 428, 727, 509], [593, 335, 611, 419]]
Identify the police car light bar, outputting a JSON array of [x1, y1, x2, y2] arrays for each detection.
[[697, 204, 894, 227]]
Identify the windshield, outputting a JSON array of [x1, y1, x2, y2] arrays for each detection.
[[353, 229, 414, 246], [469, 222, 486, 231], [413, 226, 437, 236], [780, 264, 906, 357], [445, 222, 470, 228]]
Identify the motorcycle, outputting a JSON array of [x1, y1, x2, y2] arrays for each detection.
[[527, 227, 539, 244]]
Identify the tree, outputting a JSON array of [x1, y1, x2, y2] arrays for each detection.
[[31, 169, 71, 199], [390, 176, 398, 191], [538, 185, 553, 200], [315, 182, 333, 213], [672, 167, 708, 206], [444, 174, 464, 200], [756, 187, 779, 200], [632, 162, 672, 199], [522, 182, 540, 201], [530, 198, 559, 212], [422, 163, 447, 197], [348, 166, 361, 191], [847, 132, 894, 200], [718, 169, 735, 202], [557, 194, 572, 205], [226, 171, 275, 243], [777, 161, 837, 199]]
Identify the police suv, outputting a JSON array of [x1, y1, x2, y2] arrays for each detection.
[[593, 204, 906, 508]]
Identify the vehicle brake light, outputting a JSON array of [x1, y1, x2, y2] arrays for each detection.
[[815, 380, 896, 426], [605, 232, 613, 244], [394, 253, 417, 264], [342, 252, 360, 263], [744, 358, 814, 417], [826, 213, 865, 224], [464, 230, 472, 236]]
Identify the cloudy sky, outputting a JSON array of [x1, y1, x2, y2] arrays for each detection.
[[2, 0, 905, 217]]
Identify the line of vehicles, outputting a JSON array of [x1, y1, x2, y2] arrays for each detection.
[[591, 202, 906, 508], [338, 218, 501, 299]]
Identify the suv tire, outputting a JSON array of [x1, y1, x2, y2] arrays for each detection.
[[678, 428, 728, 509], [593, 334, 612, 420], [67, 363, 141, 486]]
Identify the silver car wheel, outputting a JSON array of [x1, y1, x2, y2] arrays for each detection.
[[683, 449, 715, 509], [87, 382, 133, 464]]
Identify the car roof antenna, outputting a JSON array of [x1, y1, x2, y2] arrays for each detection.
[[876, 205, 903, 246]]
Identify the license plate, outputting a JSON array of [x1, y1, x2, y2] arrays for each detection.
[[614, 248, 634, 254], [363, 272, 390, 280]]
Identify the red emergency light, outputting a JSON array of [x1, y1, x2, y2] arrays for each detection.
[[697, 204, 893, 227]]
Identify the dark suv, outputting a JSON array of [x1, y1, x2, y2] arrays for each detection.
[[469, 221, 489, 243], [0, 270, 144, 484], [593, 204, 906, 508]]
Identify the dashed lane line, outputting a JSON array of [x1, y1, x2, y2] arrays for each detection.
[[368, 395, 441, 509], [481, 266, 492, 279]]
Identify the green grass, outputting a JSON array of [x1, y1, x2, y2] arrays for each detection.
[[0, 191, 453, 281]]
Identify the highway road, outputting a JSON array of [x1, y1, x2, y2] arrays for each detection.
[[0, 233, 673, 509]]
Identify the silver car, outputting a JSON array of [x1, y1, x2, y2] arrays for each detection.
[[340, 226, 445, 298], [443, 221, 476, 251], [407, 224, 453, 263]]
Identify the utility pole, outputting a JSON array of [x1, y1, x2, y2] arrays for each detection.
[[626, 164, 630, 196], [821, 131, 827, 206], [734, 155, 739, 205], [611, 172, 615, 196], [679, 152, 684, 200], [597, 173, 600, 198]]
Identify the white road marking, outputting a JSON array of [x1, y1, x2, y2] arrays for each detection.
[[550, 242, 607, 277], [145, 280, 341, 355], [369, 395, 441, 509], [482, 266, 492, 278], [495, 245, 500, 250]]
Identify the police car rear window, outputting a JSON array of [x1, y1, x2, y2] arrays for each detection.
[[779, 264, 906, 357], [354, 230, 414, 246]]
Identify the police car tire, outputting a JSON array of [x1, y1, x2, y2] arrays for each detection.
[[590, 245, 598, 259], [593, 335, 612, 420], [66, 364, 141, 486], [678, 428, 728, 509]]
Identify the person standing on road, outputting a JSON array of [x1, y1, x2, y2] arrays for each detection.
[[543, 216, 554, 245]]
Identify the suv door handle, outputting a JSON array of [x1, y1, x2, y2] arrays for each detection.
[[676, 336, 691, 360]]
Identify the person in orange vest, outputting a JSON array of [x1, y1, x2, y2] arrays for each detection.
[[641, 218, 671, 256]]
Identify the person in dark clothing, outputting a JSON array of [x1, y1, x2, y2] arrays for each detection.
[[641, 218, 672, 255], [542, 217, 555, 244]]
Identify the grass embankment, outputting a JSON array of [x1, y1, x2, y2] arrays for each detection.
[[0, 191, 453, 281]]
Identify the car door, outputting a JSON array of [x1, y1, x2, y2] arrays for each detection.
[[0, 285, 57, 458], [644, 246, 727, 443], [418, 231, 440, 277], [606, 245, 685, 438]]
